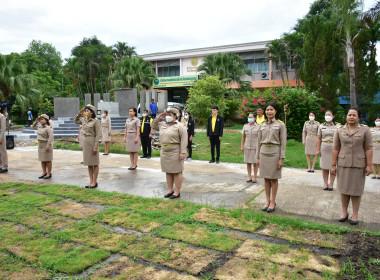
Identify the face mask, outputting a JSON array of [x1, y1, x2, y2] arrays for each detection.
[[85, 111, 92, 118], [102, 114, 106, 118], [376, 121, 380, 127], [248, 118, 254, 123], [325, 116, 333, 122], [142, 113, 146, 117], [165, 116, 173, 123], [184, 115, 189, 120], [309, 116, 315, 121]]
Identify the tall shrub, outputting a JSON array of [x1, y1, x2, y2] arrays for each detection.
[[241, 88, 324, 140]]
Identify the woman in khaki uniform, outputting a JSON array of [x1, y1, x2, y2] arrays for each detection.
[[74, 104, 101, 188], [124, 108, 140, 170], [241, 113, 260, 183], [302, 111, 320, 172], [317, 109, 340, 191], [101, 110, 112, 155], [0, 105, 8, 173], [256, 103, 287, 212], [32, 114, 54, 179], [371, 117, 380, 179], [331, 108, 373, 225], [152, 108, 188, 199]]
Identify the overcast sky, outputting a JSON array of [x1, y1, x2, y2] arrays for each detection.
[[0, 0, 378, 64]]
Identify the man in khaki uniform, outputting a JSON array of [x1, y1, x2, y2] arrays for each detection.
[[0, 106, 8, 173]]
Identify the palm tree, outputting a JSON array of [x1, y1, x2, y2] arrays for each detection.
[[0, 54, 36, 109], [111, 56, 156, 90], [197, 52, 252, 87], [332, 0, 363, 108], [266, 39, 288, 86], [113, 42, 137, 61]]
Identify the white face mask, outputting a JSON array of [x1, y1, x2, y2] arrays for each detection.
[[165, 116, 173, 123], [102, 114, 106, 118], [375, 121, 380, 127], [325, 116, 333, 122], [309, 116, 315, 121], [142, 113, 146, 117], [248, 118, 255, 123], [184, 115, 189, 120]]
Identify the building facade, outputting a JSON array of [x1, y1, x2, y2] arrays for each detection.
[[140, 41, 300, 104]]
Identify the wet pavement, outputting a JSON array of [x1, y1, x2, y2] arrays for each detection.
[[2, 146, 380, 231]]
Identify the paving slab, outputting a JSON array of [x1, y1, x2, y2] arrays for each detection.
[[2, 146, 379, 231]]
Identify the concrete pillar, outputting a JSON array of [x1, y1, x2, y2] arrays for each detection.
[[157, 90, 168, 114], [84, 93, 91, 106], [140, 90, 146, 112], [94, 93, 101, 110], [54, 98, 80, 117], [103, 92, 110, 102], [114, 88, 138, 116]]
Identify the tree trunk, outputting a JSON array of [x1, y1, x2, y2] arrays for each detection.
[[346, 40, 358, 108]]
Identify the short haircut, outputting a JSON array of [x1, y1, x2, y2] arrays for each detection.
[[257, 106, 264, 110], [130, 107, 137, 117], [309, 111, 316, 117], [143, 109, 149, 113], [212, 106, 218, 110]]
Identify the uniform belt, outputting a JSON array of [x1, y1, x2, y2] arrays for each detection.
[[162, 143, 179, 146], [307, 134, 317, 136], [375, 141, 380, 143], [84, 135, 95, 137], [323, 141, 333, 143], [101, 125, 109, 127], [263, 144, 280, 147], [38, 140, 47, 143]]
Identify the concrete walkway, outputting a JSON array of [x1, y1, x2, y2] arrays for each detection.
[[2, 146, 380, 231]]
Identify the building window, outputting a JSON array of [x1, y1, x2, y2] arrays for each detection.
[[240, 51, 269, 72], [157, 59, 180, 77]]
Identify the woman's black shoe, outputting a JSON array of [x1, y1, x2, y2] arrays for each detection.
[[350, 219, 359, 225], [246, 179, 252, 183], [89, 183, 98, 189], [338, 214, 349, 222], [328, 188, 333, 191], [164, 191, 174, 198], [170, 193, 180, 199], [261, 206, 269, 211], [44, 174, 52, 179], [38, 173, 47, 179]]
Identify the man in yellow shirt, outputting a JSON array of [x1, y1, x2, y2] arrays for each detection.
[[207, 106, 224, 164], [256, 106, 265, 124], [140, 110, 153, 159]]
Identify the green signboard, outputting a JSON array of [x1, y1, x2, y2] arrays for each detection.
[[153, 75, 198, 88]]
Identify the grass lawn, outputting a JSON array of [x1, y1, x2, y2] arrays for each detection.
[[54, 129, 319, 169], [1, 182, 379, 279]]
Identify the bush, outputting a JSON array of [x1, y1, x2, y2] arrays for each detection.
[[186, 75, 228, 124], [241, 88, 325, 140]]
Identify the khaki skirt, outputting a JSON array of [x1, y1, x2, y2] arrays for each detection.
[[337, 167, 365, 196], [305, 135, 317, 155], [373, 143, 380, 164], [259, 145, 281, 179], [160, 144, 184, 173], [38, 141, 53, 162], [83, 136, 99, 166], [320, 142, 333, 170], [79, 129, 84, 147], [244, 148, 257, 164], [101, 127, 111, 143], [126, 132, 140, 152]]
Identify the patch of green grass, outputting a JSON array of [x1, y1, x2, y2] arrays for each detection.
[[51, 220, 137, 252], [157, 223, 243, 251], [1, 191, 62, 207]]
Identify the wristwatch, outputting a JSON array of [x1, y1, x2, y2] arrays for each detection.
[[331, 163, 336, 167]]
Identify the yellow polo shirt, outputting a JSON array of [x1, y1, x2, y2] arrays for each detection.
[[256, 115, 265, 124], [212, 116, 217, 132]]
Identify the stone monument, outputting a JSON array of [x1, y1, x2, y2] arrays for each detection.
[[54, 98, 80, 118], [84, 93, 91, 106], [94, 93, 101, 111], [157, 90, 168, 114], [114, 88, 138, 116], [103, 92, 110, 102]]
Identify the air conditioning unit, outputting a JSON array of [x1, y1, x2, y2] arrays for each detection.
[[260, 71, 270, 80]]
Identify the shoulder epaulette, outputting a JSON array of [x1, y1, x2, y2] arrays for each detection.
[[360, 124, 368, 127], [278, 120, 283, 123]]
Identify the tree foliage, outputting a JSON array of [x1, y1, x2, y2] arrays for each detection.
[[186, 75, 228, 124]]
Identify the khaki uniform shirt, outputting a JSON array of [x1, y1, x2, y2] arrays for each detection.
[[257, 119, 287, 159], [318, 123, 340, 142], [0, 114, 6, 141], [32, 122, 54, 148], [302, 120, 320, 143], [370, 128, 380, 144], [101, 116, 112, 130], [333, 124, 373, 168], [74, 114, 101, 149], [152, 119, 188, 154], [125, 117, 141, 133], [242, 123, 260, 150]]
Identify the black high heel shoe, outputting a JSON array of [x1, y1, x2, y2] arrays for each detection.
[[89, 183, 98, 189], [170, 193, 180, 199], [338, 214, 349, 222], [39, 173, 47, 179], [44, 174, 52, 179], [164, 191, 174, 198]]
